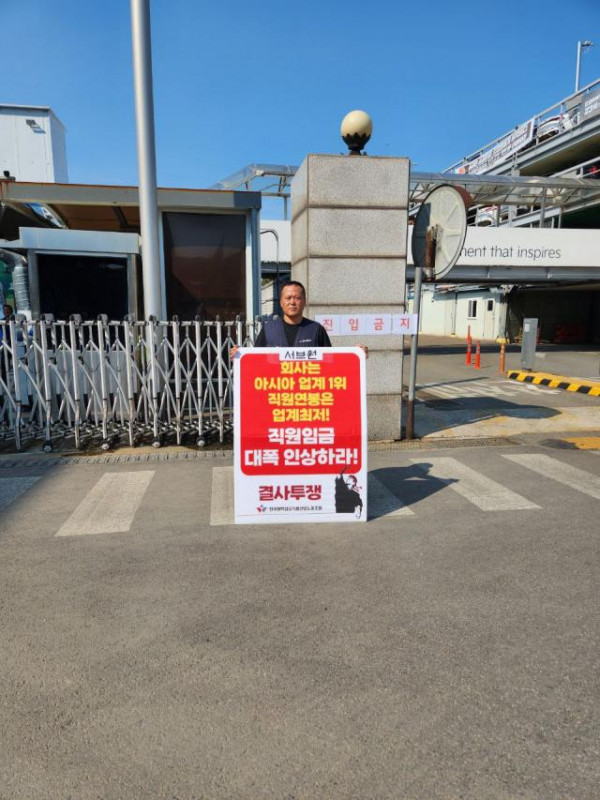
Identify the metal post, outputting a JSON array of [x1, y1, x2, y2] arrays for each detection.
[[130, 0, 163, 320], [405, 227, 435, 440]]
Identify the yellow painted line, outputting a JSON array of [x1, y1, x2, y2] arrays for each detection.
[[507, 370, 600, 396], [561, 437, 600, 450]]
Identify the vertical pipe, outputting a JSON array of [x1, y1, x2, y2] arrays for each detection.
[[68, 317, 81, 449], [96, 318, 110, 443], [250, 208, 261, 319], [194, 318, 204, 442], [123, 318, 137, 446], [216, 319, 224, 443], [39, 319, 53, 447], [405, 228, 434, 440], [8, 318, 22, 449], [130, 0, 163, 320], [575, 41, 582, 93], [172, 318, 182, 444]]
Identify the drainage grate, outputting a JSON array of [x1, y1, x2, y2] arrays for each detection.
[[369, 437, 518, 451], [0, 450, 233, 469]]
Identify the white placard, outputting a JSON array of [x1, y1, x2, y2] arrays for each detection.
[[391, 314, 418, 335], [365, 314, 392, 335], [339, 315, 366, 336], [316, 314, 341, 336], [316, 314, 418, 336]]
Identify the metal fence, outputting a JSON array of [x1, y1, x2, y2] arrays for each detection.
[[0, 316, 259, 452]]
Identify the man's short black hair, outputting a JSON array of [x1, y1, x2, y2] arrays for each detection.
[[279, 280, 306, 298]]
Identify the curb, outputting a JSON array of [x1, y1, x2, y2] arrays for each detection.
[[507, 370, 600, 397]]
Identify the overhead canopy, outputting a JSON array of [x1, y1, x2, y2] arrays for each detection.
[[0, 181, 261, 238], [409, 171, 600, 211], [212, 163, 600, 215]]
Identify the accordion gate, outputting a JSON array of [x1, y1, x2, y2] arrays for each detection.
[[0, 316, 258, 452]]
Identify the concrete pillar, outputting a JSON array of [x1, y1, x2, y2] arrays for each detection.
[[291, 154, 409, 440]]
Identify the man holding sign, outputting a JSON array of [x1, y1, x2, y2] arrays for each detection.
[[230, 281, 331, 358], [232, 280, 368, 525]]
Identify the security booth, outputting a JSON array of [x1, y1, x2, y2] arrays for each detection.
[[0, 180, 262, 321]]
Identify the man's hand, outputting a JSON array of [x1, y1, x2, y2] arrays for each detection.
[[229, 345, 240, 359], [358, 345, 369, 358]]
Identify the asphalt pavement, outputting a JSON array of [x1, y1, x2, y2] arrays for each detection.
[[1, 438, 599, 799], [0, 337, 598, 799]]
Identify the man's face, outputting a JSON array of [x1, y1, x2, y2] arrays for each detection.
[[280, 285, 305, 322], [3, 306, 12, 318]]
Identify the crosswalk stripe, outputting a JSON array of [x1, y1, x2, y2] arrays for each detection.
[[368, 474, 414, 518], [56, 471, 155, 537], [0, 477, 40, 511], [503, 454, 600, 500], [410, 457, 540, 511], [210, 467, 234, 526]]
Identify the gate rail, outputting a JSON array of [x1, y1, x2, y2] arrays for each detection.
[[0, 316, 258, 452]]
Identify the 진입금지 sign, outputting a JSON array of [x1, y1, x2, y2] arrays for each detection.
[[233, 347, 367, 524]]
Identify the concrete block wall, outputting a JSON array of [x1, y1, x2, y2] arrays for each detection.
[[291, 154, 409, 440]]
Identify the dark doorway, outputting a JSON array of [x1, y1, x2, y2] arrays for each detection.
[[38, 254, 129, 320], [163, 212, 246, 321]]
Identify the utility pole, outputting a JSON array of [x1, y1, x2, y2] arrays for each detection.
[[130, 0, 163, 319]]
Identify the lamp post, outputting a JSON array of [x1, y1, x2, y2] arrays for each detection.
[[575, 40, 594, 93]]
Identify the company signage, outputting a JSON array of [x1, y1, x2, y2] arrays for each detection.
[[582, 88, 600, 121], [234, 347, 367, 524], [407, 227, 600, 269], [454, 119, 535, 174]]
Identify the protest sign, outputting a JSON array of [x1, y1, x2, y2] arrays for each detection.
[[234, 347, 367, 524]]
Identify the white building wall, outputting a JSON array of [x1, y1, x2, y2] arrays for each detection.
[[0, 105, 68, 182], [419, 289, 449, 334], [410, 286, 506, 340]]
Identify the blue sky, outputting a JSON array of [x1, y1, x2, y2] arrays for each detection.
[[3, 0, 600, 204]]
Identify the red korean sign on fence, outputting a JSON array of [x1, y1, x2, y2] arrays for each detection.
[[234, 347, 367, 524]]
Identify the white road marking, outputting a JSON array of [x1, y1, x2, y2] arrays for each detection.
[[210, 466, 234, 526], [0, 477, 40, 510], [368, 474, 414, 518], [410, 457, 539, 511], [503, 454, 600, 500], [419, 380, 561, 398], [56, 471, 155, 537]]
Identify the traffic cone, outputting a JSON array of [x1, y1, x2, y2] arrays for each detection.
[[474, 341, 481, 369], [466, 340, 472, 366]]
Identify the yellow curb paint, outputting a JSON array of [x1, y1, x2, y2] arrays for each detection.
[[561, 437, 600, 450], [507, 370, 600, 395]]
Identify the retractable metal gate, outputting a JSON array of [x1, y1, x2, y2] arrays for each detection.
[[0, 316, 258, 452]]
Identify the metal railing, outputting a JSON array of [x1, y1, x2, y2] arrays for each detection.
[[444, 78, 600, 175], [0, 316, 259, 452]]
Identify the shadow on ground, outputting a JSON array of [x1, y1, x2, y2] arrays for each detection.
[[368, 463, 457, 519], [413, 396, 559, 438]]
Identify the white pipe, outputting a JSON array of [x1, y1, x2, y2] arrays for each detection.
[[0, 249, 30, 315], [130, 0, 163, 319]]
